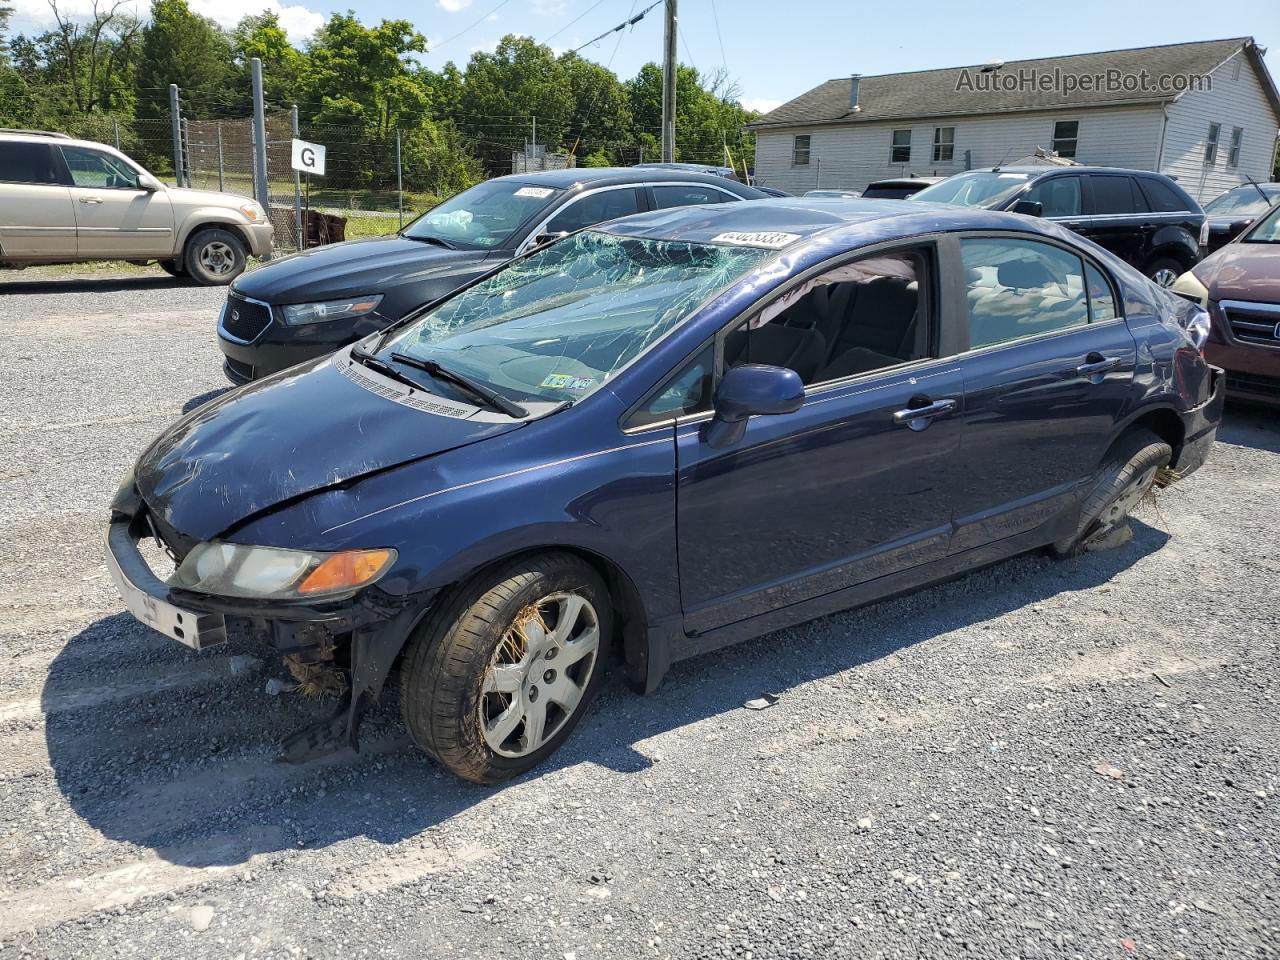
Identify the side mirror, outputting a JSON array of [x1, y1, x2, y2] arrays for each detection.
[[532, 230, 566, 248], [137, 174, 162, 192], [1011, 199, 1043, 218], [704, 363, 804, 448]]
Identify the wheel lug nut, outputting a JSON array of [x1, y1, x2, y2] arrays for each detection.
[[528, 685, 538, 701], [543, 669, 555, 683]]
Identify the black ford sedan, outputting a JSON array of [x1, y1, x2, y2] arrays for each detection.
[[218, 168, 765, 383], [110, 199, 1222, 784]]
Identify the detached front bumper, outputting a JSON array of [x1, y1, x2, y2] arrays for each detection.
[[1171, 364, 1226, 481]]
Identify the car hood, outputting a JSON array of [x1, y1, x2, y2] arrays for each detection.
[[135, 355, 522, 541], [1193, 242, 1280, 303], [166, 186, 257, 208], [231, 234, 493, 303]]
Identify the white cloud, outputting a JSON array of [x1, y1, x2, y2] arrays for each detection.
[[486, 11, 499, 21], [533, 0, 566, 15], [741, 97, 783, 114], [10, 0, 324, 46], [437, 0, 473, 11]]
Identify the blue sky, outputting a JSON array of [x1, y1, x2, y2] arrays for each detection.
[[10, 0, 1278, 112]]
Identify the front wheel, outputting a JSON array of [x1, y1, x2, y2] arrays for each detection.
[[1052, 428, 1172, 557], [184, 228, 247, 285], [400, 553, 612, 784], [1143, 256, 1184, 288]]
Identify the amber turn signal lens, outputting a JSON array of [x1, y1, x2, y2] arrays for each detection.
[[298, 549, 395, 594]]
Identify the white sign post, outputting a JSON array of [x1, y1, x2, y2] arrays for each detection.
[[290, 139, 325, 249]]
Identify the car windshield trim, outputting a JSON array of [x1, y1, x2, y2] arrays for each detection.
[[378, 230, 772, 406]]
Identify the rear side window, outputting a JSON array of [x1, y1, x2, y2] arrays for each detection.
[[961, 237, 1089, 349], [1089, 175, 1141, 215], [0, 141, 65, 185], [1136, 177, 1188, 213], [651, 185, 728, 209], [545, 188, 641, 234], [1085, 262, 1118, 322], [1023, 176, 1082, 217]]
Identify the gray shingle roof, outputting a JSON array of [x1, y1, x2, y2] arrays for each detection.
[[747, 38, 1277, 129]]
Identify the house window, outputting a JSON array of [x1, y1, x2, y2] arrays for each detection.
[[1228, 127, 1243, 167], [932, 127, 955, 162], [792, 134, 811, 166], [891, 129, 911, 163], [1205, 123, 1220, 164], [1232, 57, 1242, 81], [1051, 120, 1079, 158]]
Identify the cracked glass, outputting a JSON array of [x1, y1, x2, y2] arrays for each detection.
[[383, 230, 771, 405]]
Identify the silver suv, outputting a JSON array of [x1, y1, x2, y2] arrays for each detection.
[[0, 129, 273, 284]]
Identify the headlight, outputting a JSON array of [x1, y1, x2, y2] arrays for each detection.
[[1169, 269, 1209, 308], [170, 542, 396, 599], [282, 295, 384, 326], [1198, 221, 1210, 247], [1182, 305, 1211, 351], [238, 202, 266, 223]]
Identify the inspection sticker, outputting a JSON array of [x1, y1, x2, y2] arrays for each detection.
[[540, 373, 595, 392], [710, 231, 801, 249], [515, 186, 555, 199]]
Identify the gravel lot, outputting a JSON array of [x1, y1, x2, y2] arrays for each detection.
[[1, 272, 1278, 960]]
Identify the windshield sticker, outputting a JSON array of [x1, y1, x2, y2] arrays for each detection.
[[540, 373, 596, 392], [711, 231, 801, 249], [515, 186, 554, 199]]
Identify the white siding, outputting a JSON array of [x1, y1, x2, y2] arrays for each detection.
[[753, 106, 1166, 195], [1160, 50, 1279, 204]]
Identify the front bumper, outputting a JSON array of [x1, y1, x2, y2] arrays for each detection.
[[245, 221, 275, 258], [217, 301, 374, 383]]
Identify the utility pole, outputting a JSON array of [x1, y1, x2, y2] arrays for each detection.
[[250, 58, 270, 215], [395, 129, 404, 229], [168, 84, 184, 187], [661, 0, 677, 162]]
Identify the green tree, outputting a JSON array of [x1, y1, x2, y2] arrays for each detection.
[[229, 12, 305, 110], [627, 61, 756, 171], [559, 51, 631, 164], [134, 0, 232, 119]]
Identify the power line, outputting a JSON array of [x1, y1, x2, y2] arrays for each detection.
[[572, 0, 660, 54], [543, 0, 614, 45], [429, 0, 520, 55]]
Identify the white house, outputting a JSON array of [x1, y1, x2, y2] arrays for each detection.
[[747, 38, 1280, 204]]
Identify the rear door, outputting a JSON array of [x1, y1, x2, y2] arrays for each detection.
[[1081, 174, 1147, 267], [948, 233, 1136, 551], [59, 144, 174, 257], [646, 182, 738, 210], [0, 140, 77, 260]]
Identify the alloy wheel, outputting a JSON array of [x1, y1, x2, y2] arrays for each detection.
[[199, 240, 237, 277], [1149, 267, 1179, 288], [480, 591, 600, 758]]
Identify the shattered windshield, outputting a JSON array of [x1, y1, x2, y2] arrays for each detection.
[[381, 230, 770, 404], [401, 180, 563, 250], [911, 171, 1032, 208]]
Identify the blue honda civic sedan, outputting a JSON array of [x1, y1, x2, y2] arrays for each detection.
[[106, 199, 1224, 783]]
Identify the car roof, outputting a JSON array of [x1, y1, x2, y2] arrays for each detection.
[[489, 166, 748, 190], [599, 196, 1046, 249], [867, 177, 942, 187], [974, 165, 1174, 179], [0, 130, 127, 154]]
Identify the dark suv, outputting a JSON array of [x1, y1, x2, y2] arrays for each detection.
[[218, 167, 765, 383], [911, 166, 1204, 287]]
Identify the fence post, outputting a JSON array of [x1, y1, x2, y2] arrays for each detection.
[[180, 117, 190, 188], [216, 122, 225, 193], [169, 84, 184, 188], [113, 120, 121, 151], [290, 105, 303, 251], [250, 58, 270, 215], [396, 129, 404, 230]]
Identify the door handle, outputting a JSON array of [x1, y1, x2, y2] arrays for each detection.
[[1076, 356, 1121, 379], [893, 397, 957, 431], [78, 196, 104, 205]]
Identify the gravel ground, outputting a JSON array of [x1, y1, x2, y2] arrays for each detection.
[[1, 274, 1278, 960]]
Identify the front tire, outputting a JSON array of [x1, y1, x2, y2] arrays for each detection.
[[400, 553, 612, 785], [184, 228, 247, 285], [1052, 428, 1172, 557]]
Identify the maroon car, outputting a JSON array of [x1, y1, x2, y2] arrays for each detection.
[[1173, 200, 1280, 407]]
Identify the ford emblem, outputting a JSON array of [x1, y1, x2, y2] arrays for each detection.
[[232, 310, 240, 321]]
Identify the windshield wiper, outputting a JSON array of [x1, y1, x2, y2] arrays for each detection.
[[350, 344, 429, 390], [390, 352, 528, 419], [402, 233, 457, 250]]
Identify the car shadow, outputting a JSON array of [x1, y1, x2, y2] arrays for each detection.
[[43, 520, 1169, 868], [182, 387, 233, 414], [0, 275, 191, 295], [1218, 402, 1279, 453]]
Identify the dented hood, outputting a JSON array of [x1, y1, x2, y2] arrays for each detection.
[[135, 356, 522, 541]]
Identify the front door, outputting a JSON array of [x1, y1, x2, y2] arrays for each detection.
[[60, 145, 174, 257], [948, 234, 1136, 551], [0, 140, 77, 260], [674, 243, 964, 635]]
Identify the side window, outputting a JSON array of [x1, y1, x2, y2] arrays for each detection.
[[1085, 262, 1118, 323], [545, 188, 640, 234], [1204, 123, 1220, 164], [1024, 176, 1081, 218], [1051, 120, 1079, 158], [59, 146, 140, 189], [724, 250, 930, 387], [651, 185, 728, 209], [1089, 175, 1137, 215], [628, 345, 714, 428], [961, 237, 1089, 349], [891, 129, 911, 163], [1137, 177, 1187, 213], [0, 142, 64, 185], [792, 135, 811, 166]]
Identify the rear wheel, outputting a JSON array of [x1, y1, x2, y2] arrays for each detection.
[[1143, 256, 1183, 288], [400, 553, 611, 784], [184, 228, 246, 285], [1052, 428, 1172, 557]]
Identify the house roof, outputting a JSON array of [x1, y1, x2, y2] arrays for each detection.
[[746, 38, 1280, 130]]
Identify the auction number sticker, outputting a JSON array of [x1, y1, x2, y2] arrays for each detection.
[[540, 373, 595, 392], [711, 231, 801, 249], [515, 186, 555, 199]]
